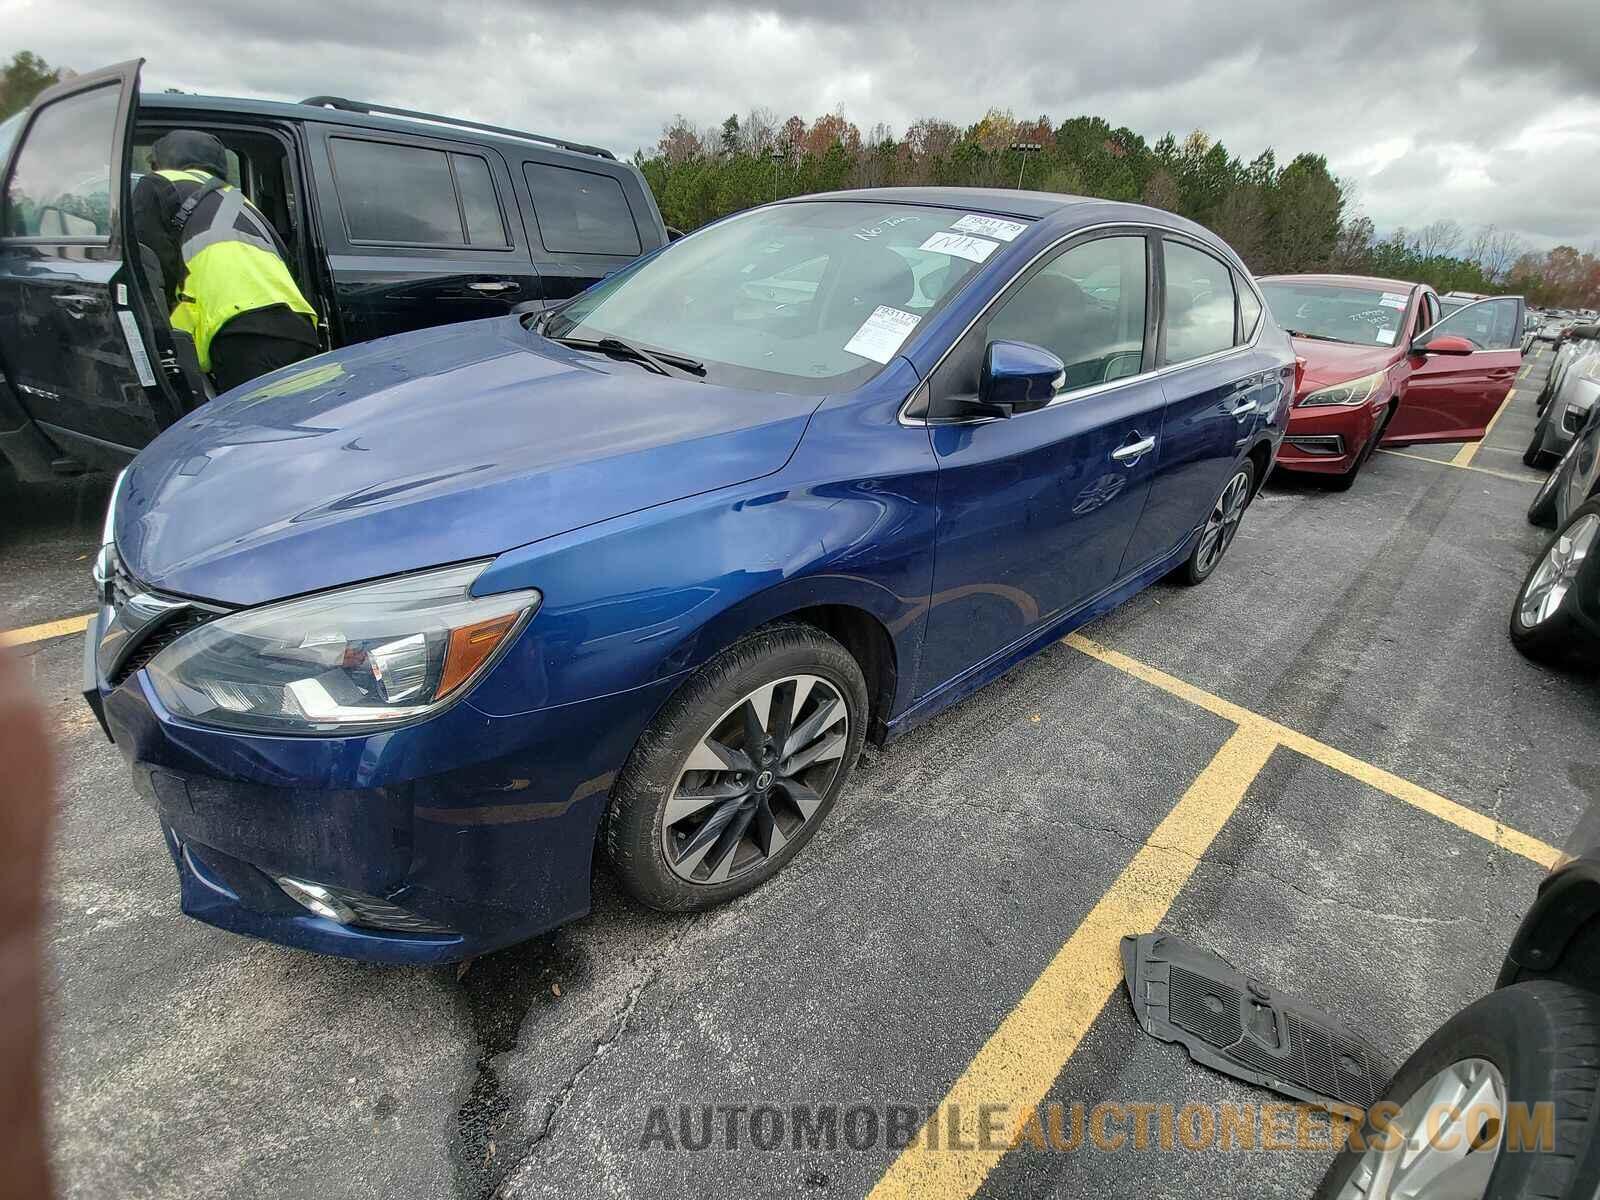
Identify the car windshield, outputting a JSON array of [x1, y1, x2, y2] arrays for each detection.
[[541, 201, 1009, 393], [1259, 281, 1411, 348]]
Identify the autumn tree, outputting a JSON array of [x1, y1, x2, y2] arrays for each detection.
[[1, 51, 64, 121]]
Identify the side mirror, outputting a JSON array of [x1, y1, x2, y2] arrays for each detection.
[[977, 340, 1066, 417], [1416, 333, 1474, 356]]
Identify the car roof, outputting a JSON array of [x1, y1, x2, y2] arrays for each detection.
[[1258, 272, 1419, 293], [138, 91, 618, 166], [788, 186, 1226, 240]]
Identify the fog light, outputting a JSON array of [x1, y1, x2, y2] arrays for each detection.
[[276, 876, 358, 925]]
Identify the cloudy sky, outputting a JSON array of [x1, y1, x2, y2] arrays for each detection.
[[6, 0, 1597, 251]]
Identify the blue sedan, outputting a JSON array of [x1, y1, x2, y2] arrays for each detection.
[[86, 189, 1292, 962]]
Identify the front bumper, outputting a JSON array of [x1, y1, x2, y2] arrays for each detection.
[[1274, 401, 1382, 475], [84, 610, 679, 963]]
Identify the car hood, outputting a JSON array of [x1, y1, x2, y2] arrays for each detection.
[[116, 318, 821, 606], [1290, 337, 1401, 397]]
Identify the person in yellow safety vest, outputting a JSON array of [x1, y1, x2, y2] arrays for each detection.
[[131, 129, 321, 393]]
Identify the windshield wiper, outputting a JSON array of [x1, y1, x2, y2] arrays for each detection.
[[1285, 329, 1350, 344], [551, 334, 706, 377]]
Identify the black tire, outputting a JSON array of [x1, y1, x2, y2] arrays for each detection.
[[1527, 461, 1563, 528], [1314, 981, 1600, 1200], [602, 622, 868, 912], [1174, 457, 1255, 585], [1510, 498, 1600, 668], [1525, 413, 1556, 468]]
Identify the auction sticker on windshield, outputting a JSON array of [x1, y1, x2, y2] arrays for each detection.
[[920, 231, 1000, 263], [845, 305, 921, 363], [1380, 292, 1408, 309], [949, 213, 1028, 241]]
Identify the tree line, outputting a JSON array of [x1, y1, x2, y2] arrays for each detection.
[[639, 107, 1600, 310]]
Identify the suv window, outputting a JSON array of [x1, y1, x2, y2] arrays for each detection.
[[986, 235, 1148, 390], [2, 83, 119, 239], [330, 138, 507, 247], [1164, 241, 1236, 364], [523, 162, 640, 255]]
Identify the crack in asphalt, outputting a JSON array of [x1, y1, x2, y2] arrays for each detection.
[[490, 913, 704, 1199]]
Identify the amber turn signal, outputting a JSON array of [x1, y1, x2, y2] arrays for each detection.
[[435, 612, 523, 699]]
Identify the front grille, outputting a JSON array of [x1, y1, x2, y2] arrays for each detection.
[[100, 549, 223, 686], [110, 610, 213, 685]]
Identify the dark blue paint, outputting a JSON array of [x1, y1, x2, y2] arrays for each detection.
[[90, 192, 1291, 961]]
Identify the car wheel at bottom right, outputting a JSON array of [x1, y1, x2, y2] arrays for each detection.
[[1510, 498, 1600, 669], [1313, 982, 1600, 1200]]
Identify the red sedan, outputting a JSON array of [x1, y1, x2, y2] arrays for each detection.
[[1258, 274, 1524, 489]]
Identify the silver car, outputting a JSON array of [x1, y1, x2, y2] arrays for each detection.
[[1527, 331, 1600, 467]]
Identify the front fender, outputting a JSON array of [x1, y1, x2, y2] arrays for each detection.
[[467, 383, 939, 721]]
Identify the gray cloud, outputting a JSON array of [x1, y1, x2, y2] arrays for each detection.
[[7, 0, 1596, 251]]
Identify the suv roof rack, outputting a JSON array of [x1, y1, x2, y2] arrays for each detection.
[[298, 96, 616, 160]]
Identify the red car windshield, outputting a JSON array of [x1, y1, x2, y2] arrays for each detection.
[[1260, 281, 1410, 349]]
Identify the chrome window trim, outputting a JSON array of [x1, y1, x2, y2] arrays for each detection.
[[899, 220, 1266, 427]]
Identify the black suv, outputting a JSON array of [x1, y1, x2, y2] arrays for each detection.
[[0, 58, 667, 478]]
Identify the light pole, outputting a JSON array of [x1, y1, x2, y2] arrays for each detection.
[[1011, 141, 1043, 190], [770, 149, 786, 203]]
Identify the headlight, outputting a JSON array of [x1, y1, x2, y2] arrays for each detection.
[[146, 562, 539, 734], [1299, 370, 1385, 407]]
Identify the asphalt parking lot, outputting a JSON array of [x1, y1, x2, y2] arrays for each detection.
[[4, 343, 1595, 1200]]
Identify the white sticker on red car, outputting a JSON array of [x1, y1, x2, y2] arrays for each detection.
[[1379, 292, 1408, 309], [1376, 329, 1397, 344], [919, 231, 1000, 263], [844, 305, 921, 363], [949, 214, 1028, 242]]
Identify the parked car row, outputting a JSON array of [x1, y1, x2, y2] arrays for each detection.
[[1517, 393, 1600, 667], [1525, 321, 1600, 466]]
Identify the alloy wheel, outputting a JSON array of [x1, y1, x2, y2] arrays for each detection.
[[1195, 469, 1251, 575], [1520, 513, 1599, 627], [1335, 1058, 1506, 1199], [662, 674, 849, 885]]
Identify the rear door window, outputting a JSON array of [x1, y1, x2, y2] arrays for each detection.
[[523, 162, 641, 255], [330, 138, 507, 247], [1163, 241, 1237, 364], [450, 153, 508, 247], [2, 82, 119, 238]]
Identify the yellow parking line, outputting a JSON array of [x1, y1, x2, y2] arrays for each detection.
[[0, 613, 91, 647], [866, 727, 1277, 1200], [1378, 448, 1536, 484], [867, 634, 1560, 1200], [1452, 387, 1518, 467], [1065, 634, 1560, 869]]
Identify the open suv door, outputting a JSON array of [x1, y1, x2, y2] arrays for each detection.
[[0, 59, 200, 474], [1385, 294, 1525, 446]]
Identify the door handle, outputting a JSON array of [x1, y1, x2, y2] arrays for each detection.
[[467, 280, 518, 294], [1111, 435, 1156, 464], [1229, 397, 1256, 416]]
